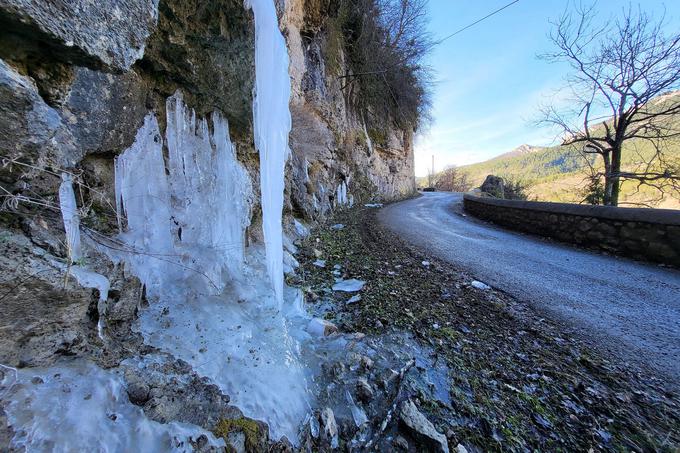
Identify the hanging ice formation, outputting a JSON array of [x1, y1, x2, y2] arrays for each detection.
[[114, 94, 252, 295], [58, 173, 109, 338], [59, 173, 82, 262], [112, 91, 312, 443], [335, 179, 353, 207], [247, 0, 292, 306]]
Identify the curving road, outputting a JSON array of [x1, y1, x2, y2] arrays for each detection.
[[378, 192, 680, 381]]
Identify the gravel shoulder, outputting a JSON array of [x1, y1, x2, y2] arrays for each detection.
[[377, 192, 680, 384]]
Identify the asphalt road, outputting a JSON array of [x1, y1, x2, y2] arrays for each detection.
[[378, 192, 680, 381]]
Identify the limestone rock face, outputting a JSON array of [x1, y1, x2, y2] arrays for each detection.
[[282, 0, 416, 220], [0, 0, 159, 70], [62, 68, 148, 156], [139, 0, 255, 135], [0, 59, 78, 169], [0, 0, 417, 446]]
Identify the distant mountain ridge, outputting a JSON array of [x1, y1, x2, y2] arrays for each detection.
[[495, 144, 543, 160]]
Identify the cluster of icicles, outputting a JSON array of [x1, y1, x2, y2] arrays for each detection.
[[0, 0, 330, 449]]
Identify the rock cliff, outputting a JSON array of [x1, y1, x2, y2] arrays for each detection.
[[0, 0, 415, 449]]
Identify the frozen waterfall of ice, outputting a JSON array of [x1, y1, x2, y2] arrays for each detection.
[[114, 95, 253, 295], [247, 0, 292, 306], [0, 361, 224, 452], [109, 92, 314, 443]]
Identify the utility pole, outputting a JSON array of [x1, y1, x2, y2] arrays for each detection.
[[429, 155, 434, 187]]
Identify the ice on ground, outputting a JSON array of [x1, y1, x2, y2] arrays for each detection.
[[422, 260, 431, 266], [0, 360, 224, 452], [330, 224, 344, 230], [313, 259, 326, 268], [293, 218, 310, 237], [306, 318, 338, 337], [471, 280, 491, 290], [247, 0, 292, 305], [346, 294, 361, 305], [364, 203, 383, 208], [332, 279, 365, 292], [139, 280, 314, 443], [345, 389, 368, 427]]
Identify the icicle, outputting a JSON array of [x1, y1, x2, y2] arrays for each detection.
[[58, 173, 109, 339], [69, 266, 110, 339], [114, 114, 175, 292], [246, 0, 292, 307], [59, 173, 82, 262]]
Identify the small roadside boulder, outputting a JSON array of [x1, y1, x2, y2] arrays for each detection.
[[399, 399, 449, 453], [126, 381, 150, 406], [480, 175, 505, 198]]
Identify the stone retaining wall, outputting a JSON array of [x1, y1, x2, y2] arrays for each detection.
[[463, 194, 680, 266]]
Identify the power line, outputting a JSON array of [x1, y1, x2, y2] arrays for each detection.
[[436, 0, 521, 44]]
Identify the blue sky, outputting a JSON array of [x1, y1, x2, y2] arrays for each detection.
[[415, 0, 680, 176]]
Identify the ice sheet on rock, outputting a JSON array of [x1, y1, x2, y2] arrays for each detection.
[[332, 279, 365, 292], [139, 281, 313, 443], [58, 172, 82, 262], [247, 0, 292, 306], [293, 218, 310, 237], [0, 360, 224, 452], [69, 265, 110, 338], [49, 259, 110, 339], [362, 120, 374, 155]]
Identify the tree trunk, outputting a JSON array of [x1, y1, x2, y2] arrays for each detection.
[[602, 153, 614, 205], [610, 145, 622, 206]]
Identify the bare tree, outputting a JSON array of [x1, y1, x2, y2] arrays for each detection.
[[540, 3, 680, 206], [434, 166, 471, 192], [340, 0, 434, 128]]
